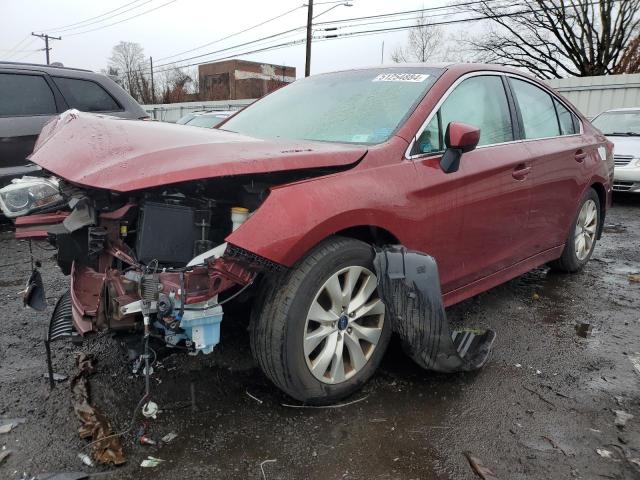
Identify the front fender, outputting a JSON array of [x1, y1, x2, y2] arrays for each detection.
[[225, 162, 416, 267]]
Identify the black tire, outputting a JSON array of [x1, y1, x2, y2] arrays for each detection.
[[249, 236, 391, 404], [549, 188, 600, 273]]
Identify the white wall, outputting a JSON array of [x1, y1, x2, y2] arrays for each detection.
[[546, 73, 640, 118]]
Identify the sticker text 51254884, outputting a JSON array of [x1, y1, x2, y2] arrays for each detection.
[[373, 73, 430, 82]]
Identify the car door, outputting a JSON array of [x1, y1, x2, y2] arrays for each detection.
[[409, 73, 532, 292], [507, 77, 588, 253], [0, 71, 61, 179]]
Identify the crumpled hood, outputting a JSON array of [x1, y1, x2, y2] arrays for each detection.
[[30, 110, 367, 192], [606, 135, 640, 158]]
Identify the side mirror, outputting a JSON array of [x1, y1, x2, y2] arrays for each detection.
[[440, 122, 481, 174]]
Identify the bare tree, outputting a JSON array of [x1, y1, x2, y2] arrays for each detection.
[[157, 65, 193, 103], [460, 0, 640, 78], [392, 11, 442, 63], [107, 41, 153, 103]]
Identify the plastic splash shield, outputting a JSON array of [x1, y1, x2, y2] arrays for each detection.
[[373, 246, 496, 373]]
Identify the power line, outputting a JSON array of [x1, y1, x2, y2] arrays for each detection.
[[65, 0, 180, 37], [153, 1, 494, 72], [2, 35, 32, 60], [147, 1, 573, 74], [34, 0, 148, 34], [125, 0, 606, 78], [152, 24, 305, 70], [312, 0, 498, 26], [156, 4, 305, 62]]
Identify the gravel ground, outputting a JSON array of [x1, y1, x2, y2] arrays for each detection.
[[0, 195, 639, 480]]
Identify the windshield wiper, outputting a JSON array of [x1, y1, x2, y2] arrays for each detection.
[[606, 131, 640, 136]]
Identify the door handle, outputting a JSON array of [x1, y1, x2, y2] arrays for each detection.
[[575, 149, 587, 162], [512, 164, 531, 180]]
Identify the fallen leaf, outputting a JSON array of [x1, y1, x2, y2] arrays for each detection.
[[628, 274, 640, 283], [596, 448, 614, 459], [614, 410, 634, 429], [464, 452, 498, 479], [0, 449, 12, 465], [629, 354, 640, 375]]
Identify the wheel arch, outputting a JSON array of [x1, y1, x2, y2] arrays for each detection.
[[333, 225, 400, 247]]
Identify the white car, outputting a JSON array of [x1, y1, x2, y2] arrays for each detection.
[[592, 108, 640, 193]]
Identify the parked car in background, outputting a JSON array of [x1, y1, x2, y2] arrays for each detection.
[[176, 110, 235, 128], [591, 108, 640, 193], [0, 61, 148, 188], [2, 64, 613, 404]]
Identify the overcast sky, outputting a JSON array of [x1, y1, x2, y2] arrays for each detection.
[[0, 0, 467, 77]]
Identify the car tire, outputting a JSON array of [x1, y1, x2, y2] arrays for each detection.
[[249, 236, 391, 404], [549, 188, 600, 273]]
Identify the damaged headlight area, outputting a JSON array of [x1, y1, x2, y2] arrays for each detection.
[[0, 176, 65, 217], [24, 175, 286, 361]]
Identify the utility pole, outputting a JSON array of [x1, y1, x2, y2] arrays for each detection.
[[31, 32, 61, 65], [150, 56, 155, 104], [305, 0, 313, 77]]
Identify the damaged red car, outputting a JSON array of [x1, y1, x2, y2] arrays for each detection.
[[1, 64, 614, 404]]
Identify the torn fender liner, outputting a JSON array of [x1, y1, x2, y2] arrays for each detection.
[[373, 246, 496, 372]]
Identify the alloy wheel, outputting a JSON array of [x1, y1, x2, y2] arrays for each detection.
[[574, 199, 598, 261], [303, 266, 385, 384]]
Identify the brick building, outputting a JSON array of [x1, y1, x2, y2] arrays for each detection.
[[198, 59, 296, 101]]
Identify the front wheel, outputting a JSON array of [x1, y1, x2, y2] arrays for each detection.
[[549, 188, 600, 273], [250, 237, 391, 404]]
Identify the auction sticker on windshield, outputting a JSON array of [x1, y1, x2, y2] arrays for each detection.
[[373, 73, 430, 82]]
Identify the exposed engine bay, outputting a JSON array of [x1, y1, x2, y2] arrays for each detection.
[[8, 173, 298, 357]]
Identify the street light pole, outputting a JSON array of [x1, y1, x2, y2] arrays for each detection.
[[305, 2, 352, 77], [305, 0, 314, 77]]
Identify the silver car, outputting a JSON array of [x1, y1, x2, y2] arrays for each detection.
[[177, 110, 235, 128], [592, 108, 640, 193]]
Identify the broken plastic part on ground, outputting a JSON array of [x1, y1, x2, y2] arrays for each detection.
[[373, 245, 496, 373]]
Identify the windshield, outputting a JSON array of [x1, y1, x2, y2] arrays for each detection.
[[222, 67, 442, 144], [592, 111, 640, 136], [186, 114, 229, 129]]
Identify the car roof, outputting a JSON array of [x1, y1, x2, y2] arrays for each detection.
[[197, 110, 235, 116], [600, 107, 640, 113], [0, 61, 92, 73], [316, 62, 530, 77]]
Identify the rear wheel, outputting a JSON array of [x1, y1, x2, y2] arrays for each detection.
[[250, 237, 391, 404], [549, 188, 600, 273]]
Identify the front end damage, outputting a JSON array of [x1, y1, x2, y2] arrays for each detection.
[[6, 174, 289, 388]]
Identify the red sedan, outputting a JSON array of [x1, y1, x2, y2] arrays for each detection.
[[1, 63, 613, 404]]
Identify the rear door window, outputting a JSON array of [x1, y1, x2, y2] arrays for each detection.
[[414, 75, 513, 154], [0, 73, 57, 116], [510, 78, 561, 139], [52, 77, 121, 112]]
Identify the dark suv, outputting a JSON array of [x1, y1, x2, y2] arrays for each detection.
[[0, 62, 148, 186]]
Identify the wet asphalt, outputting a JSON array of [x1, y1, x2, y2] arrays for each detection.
[[0, 195, 639, 480]]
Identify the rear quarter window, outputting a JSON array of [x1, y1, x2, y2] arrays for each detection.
[[0, 73, 57, 116], [52, 76, 121, 112]]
